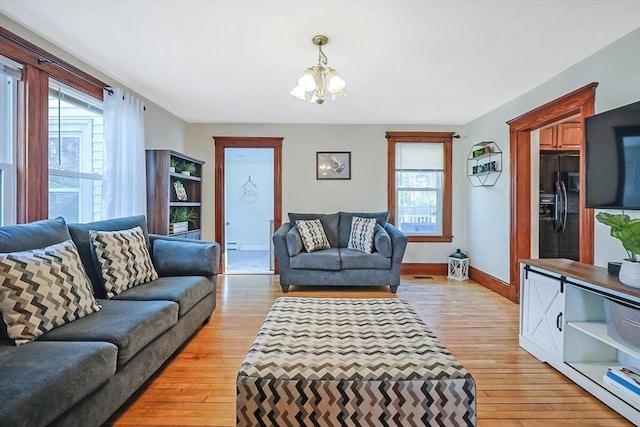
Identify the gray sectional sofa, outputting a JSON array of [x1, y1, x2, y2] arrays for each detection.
[[273, 211, 407, 293], [0, 215, 219, 427]]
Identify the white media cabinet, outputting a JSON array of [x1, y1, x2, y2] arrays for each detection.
[[519, 259, 640, 424]]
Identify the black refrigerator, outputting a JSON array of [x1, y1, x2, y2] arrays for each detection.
[[538, 153, 580, 260]]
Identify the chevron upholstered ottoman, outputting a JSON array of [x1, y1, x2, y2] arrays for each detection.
[[236, 297, 476, 426]]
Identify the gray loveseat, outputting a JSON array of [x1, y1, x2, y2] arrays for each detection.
[[273, 212, 407, 293], [0, 215, 219, 427]]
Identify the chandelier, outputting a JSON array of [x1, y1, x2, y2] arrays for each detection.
[[290, 35, 346, 104]]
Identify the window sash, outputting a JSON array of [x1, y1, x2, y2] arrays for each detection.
[[48, 79, 104, 223]]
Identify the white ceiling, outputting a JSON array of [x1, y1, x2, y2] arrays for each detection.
[[1, 0, 639, 125]]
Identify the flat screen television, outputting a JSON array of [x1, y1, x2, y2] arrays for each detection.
[[585, 100, 640, 210]]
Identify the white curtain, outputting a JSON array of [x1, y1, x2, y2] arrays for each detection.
[[102, 88, 147, 219]]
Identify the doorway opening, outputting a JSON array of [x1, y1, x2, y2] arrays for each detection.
[[213, 137, 283, 275], [505, 83, 597, 303]]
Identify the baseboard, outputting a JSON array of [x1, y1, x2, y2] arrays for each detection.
[[401, 263, 447, 276], [469, 266, 513, 301]]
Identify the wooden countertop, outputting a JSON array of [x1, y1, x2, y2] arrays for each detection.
[[520, 258, 640, 300]]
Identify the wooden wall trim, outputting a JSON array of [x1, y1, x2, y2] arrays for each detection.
[[16, 65, 48, 223], [469, 267, 512, 302], [401, 263, 448, 276], [0, 27, 106, 99], [506, 82, 597, 303]]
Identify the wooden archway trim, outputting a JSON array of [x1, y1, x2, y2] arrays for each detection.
[[213, 136, 283, 273], [506, 82, 597, 303]]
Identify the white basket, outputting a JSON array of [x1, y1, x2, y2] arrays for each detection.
[[170, 221, 189, 234]]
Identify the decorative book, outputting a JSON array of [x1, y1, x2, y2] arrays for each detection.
[[603, 366, 640, 405]]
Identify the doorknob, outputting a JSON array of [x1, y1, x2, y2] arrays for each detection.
[[226, 222, 230, 226]]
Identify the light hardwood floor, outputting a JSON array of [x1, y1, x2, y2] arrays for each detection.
[[110, 275, 632, 426]]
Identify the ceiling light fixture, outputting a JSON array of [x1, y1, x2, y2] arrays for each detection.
[[290, 35, 346, 105]]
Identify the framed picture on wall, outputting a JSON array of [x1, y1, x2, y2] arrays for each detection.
[[316, 152, 351, 180]]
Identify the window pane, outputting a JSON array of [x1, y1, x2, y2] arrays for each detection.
[[396, 189, 442, 235], [0, 59, 18, 226], [48, 81, 103, 222], [396, 171, 442, 189]]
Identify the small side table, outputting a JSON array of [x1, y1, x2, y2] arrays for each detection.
[[448, 256, 469, 281]]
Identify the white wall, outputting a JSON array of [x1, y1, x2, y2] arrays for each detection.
[[463, 28, 640, 281], [186, 123, 467, 263], [225, 153, 273, 250]]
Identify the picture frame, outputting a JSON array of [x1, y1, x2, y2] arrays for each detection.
[[173, 180, 188, 201], [316, 151, 351, 180]]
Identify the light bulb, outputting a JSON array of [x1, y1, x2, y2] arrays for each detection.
[[331, 90, 347, 101], [297, 68, 316, 92], [327, 69, 346, 93], [289, 85, 306, 100]]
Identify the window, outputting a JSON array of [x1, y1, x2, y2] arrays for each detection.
[[386, 132, 454, 242], [48, 81, 104, 223], [0, 56, 19, 226]]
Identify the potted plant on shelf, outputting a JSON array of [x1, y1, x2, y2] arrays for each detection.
[[180, 161, 197, 176], [169, 158, 180, 173], [596, 212, 640, 288], [169, 207, 198, 234]]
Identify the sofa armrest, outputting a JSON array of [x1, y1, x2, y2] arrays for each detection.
[[272, 223, 292, 270], [384, 223, 408, 266], [149, 234, 219, 278]]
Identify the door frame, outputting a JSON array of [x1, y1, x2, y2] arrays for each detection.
[[505, 82, 597, 303], [213, 136, 283, 274]]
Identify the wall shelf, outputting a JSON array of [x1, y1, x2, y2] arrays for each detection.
[[467, 141, 502, 187], [146, 150, 205, 240]]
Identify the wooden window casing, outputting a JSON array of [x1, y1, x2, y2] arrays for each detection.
[[0, 27, 107, 222], [386, 131, 454, 243]]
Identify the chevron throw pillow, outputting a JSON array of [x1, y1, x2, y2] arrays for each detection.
[[0, 239, 100, 346], [347, 216, 377, 254], [295, 219, 331, 253], [90, 226, 158, 298]]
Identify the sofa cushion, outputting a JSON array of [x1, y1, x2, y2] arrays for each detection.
[[374, 224, 393, 258], [0, 216, 70, 253], [338, 211, 389, 247], [290, 248, 341, 271], [68, 215, 150, 298], [347, 216, 377, 254], [90, 226, 159, 298], [288, 213, 339, 247], [0, 340, 117, 427], [296, 219, 331, 252], [340, 248, 392, 270], [286, 226, 303, 256], [39, 299, 178, 366], [113, 276, 213, 317], [152, 239, 218, 277], [0, 239, 100, 345]]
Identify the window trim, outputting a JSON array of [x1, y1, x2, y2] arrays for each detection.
[[0, 27, 107, 222], [386, 131, 454, 243]]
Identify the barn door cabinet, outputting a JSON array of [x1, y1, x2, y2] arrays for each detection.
[[520, 259, 640, 424]]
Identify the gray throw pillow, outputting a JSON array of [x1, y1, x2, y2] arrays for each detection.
[[295, 219, 331, 253], [347, 217, 377, 254], [0, 239, 100, 345], [90, 226, 158, 298], [374, 224, 392, 258], [286, 226, 303, 256], [338, 211, 389, 247]]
